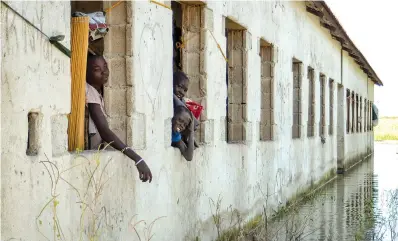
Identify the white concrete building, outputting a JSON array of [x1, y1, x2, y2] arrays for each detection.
[[1, 1, 382, 240]]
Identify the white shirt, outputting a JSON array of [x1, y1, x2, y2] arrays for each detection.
[[85, 83, 106, 150]]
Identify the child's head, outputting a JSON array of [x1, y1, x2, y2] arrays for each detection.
[[86, 55, 109, 87], [172, 106, 192, 133], [173, 71, 189, 99]]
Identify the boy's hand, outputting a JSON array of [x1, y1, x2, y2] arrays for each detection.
[[136, 161, 152, 183]]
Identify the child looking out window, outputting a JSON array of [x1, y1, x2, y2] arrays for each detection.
[[85, 55, 152, 183], [171, 105, 194, 161], [173, 71, 199, 148]]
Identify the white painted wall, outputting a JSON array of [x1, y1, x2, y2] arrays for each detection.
[[1, 1, 71, 240], [343, 51, 374, 165], [1, 1, 374, 241]]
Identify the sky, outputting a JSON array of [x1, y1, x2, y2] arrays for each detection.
[[326, 0, 397, 117]]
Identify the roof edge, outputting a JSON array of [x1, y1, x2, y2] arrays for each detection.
[[305, 1, 383, 86]]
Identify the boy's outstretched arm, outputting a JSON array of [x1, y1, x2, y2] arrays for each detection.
[[88, 103, 152, 182], [175, 118, 195, 161]]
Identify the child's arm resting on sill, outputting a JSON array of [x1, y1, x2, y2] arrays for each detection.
[[173, 118, 195, 161], [88, 103, 152, 182]]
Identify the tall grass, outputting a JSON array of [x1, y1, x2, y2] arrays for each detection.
[[374, 117, 398, 141], [37, 146, 164, 241]]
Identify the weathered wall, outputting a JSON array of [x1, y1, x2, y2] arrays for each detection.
[[1, 1, 71, 240], [1, 1, 374, 241], [342, 51, 374, 167]]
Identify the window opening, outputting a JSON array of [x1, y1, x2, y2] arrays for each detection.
[[356, 94, 359, 132], [366, 100, 368, 131], [71, 1, 129, 150], [71, 1, 105, 55], [368, 100, 371, 131], [27, 112, 40, 156], [172, 1, 206, 143], [359, 96, 362, 132], [328, 78, 334, 135], [307, 67, 315, 137], [370, 101, 373, 131], [172, 1, 183, 71], [319, 73, 326, 137], [351, 91, 355, 133], [292, 59, 302, 139], [346, 89, 350, 134]]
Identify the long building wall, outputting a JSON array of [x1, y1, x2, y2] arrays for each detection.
[[343, 51, 375, 166], [1, 1, 375, 240]]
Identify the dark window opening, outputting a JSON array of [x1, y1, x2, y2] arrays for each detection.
[[356, 94, 359, 133], [366, 100, 368, 131], [71, 1, 105, 55], [307, 67, 315, 137], [368, 100, 371, 131], [319, 74, 326, 137], [359, 96, 362, 132], [351, 91, 355, 133], [346, 89, 350, 134], [328, 78, 334, 135], [370, 101, 374, 131], [172, 1, 183, 72], [27, 112, 39, 156]]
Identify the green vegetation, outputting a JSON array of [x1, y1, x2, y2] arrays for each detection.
[[374, 117, 398, 141], [38, 147, 164, 241], [215, 215, 262, 241]]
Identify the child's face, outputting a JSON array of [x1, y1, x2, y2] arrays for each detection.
[[87, 57, 109, 86], [172, 111, 191, 133], [173, 78, 189, 99]]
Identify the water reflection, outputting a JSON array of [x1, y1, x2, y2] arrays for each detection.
[[260, 142, 398, 241], [368, 142, 398, 241]]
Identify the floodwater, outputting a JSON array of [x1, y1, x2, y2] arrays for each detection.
[[260, 142, 398, 241]]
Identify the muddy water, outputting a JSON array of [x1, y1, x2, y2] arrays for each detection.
[[260, 142, 398, 241]]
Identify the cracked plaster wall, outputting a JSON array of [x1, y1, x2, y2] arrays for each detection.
[[1, 1, 374, 240]]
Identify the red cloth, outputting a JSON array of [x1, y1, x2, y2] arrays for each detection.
[[185, 100, 203, 119]]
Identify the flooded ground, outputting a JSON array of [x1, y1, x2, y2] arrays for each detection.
[[266, 142, 398, 241], [243, 142, 398, 241]]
